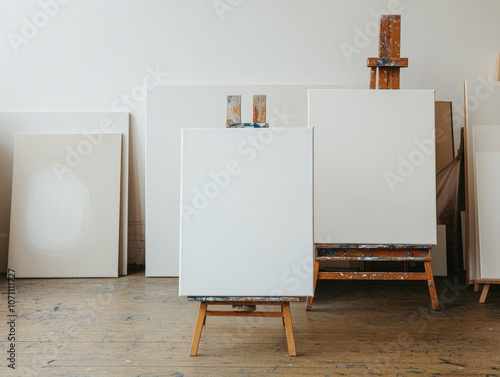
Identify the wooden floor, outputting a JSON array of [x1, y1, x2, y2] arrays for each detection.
[[1, 269, 499, 376]]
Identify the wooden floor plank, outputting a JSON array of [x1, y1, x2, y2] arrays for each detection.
[[0, 271, 499, 376]]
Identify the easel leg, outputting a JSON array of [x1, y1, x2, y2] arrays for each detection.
[[424, 262, 440, 310], [479, 284, 490, 303], [281, 304, 285, 326], [474, 281, 480, 292], [306, 260, 320, 311], [190, 302, 207, 356], [282, 303, 296, 357]]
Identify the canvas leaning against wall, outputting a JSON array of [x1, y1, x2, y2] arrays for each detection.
[[0, 112, 129, 275], [8, 133, 122, 278], [145, 84, 353, 277]]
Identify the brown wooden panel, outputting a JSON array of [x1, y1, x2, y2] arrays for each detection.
[[378, 15, 390, 57]]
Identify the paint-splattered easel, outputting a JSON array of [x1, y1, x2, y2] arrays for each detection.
[[306, 15, 440, 311]]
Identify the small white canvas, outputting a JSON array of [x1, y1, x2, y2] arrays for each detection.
[[475, 152, 500, 280], [0, 112, 129, 275], [146, 85, 353, 277], [309, 89, 436, 245], [179, 128, 313, 297], [8, 133, 122, 278]]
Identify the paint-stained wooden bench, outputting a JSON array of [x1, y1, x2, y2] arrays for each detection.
[[306, 244, 440, 311]]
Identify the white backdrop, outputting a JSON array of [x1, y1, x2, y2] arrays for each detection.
[[0, 0, 499, 264]]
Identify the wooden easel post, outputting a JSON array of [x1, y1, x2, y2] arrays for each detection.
[[189, 297, 298, 357], [367, 15, 408, 89]]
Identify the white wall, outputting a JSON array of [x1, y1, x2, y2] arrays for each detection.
[[1, 0, 499, 264]]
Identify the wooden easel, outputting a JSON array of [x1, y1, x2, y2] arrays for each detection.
[[306, 245, 440, 310], [306, 15, 439, 311], [189, 297, 298, 356]]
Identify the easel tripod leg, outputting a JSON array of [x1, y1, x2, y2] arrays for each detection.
[[282, 302, 296, 357], [479, 284, 490, 303], [190, 302, 207, 356], [424, 261, 440, 310], [306, 260, 320, 311]]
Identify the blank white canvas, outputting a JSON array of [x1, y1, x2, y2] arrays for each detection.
[[464, 81, 500, 281], [8, 134, 122, 278], [146, 85, 353, 277], [179, 128, 313, 296], [0, 112, 129, 275], [475, 152, 500, 280], [432, 225, 448, 276], [468, 125, 500, 281], [309, 89, 436, 245]]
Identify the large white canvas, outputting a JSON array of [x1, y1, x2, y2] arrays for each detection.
[[179, 128, 313, 296], [464, 80, 500, 281], [467, 125, 500, 281], [8, 134, 122, 278], [475, 152, 500, 279], [0, 112, 129, 275], [309, 89, 436, 245], [146, 85, 353, 277]]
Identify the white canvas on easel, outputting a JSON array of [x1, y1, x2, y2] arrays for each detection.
[[146, 84, 354, 277], [309, 89, 437, 245], [179, 128, 313, 296], [8, 133, 122, 278], [475, 152, 500, 280], [0, 112, 129, 275]]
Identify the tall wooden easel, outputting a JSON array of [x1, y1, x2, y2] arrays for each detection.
[[306, 15, 439, 311]]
